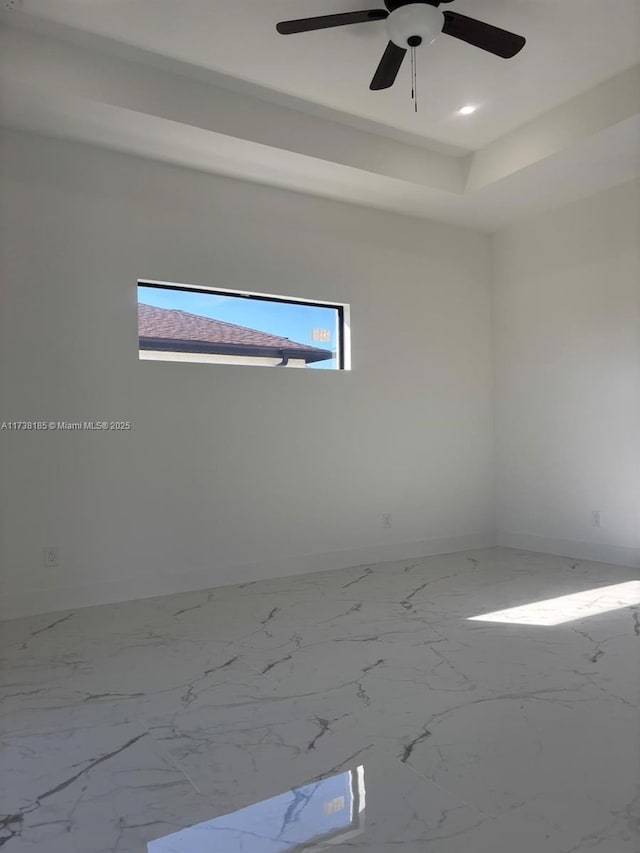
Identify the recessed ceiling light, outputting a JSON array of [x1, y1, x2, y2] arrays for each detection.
[[458, 105, 477, 115]]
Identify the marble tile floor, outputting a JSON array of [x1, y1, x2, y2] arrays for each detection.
[[1, 547, 639, 851]]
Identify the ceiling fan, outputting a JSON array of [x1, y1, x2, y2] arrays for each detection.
[[276, 1, 526, 91]]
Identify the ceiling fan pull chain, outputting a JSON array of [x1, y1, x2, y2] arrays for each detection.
[[414, 46, 418, 113], [410, 44, 414, 102], [409, 45, 418, 113]]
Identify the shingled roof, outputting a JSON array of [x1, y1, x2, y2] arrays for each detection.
[[138, 303, 333, 364]]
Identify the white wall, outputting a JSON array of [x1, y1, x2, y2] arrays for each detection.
[[0, 130, 494, 619], [493, 180, 640, 567]]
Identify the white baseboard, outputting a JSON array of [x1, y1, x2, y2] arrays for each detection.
[[0, 531, 495, 621], [497, 530, 640, 569]]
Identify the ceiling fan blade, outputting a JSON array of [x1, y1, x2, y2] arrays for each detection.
[[370, 41, 407, 90], [442, 11, 525, 58], [277, 10, 387, 35]]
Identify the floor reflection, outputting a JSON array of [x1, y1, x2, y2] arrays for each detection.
[[148, 765, 365, 852]]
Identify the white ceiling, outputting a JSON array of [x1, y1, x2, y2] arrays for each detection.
[[14, 0, 640, 148], [1, 1, 639, 230]]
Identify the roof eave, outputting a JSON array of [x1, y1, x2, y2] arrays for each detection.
[[139, 337, 334, 364]]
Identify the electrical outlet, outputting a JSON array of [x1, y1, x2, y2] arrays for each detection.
[[382, 513, 392, 528], [44, 546, 59, 568], [591, 510, 601, 528]]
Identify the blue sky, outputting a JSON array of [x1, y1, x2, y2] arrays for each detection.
[[138, 285, 338, 369]]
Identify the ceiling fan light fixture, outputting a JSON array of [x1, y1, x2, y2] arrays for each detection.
[[385, 3, 444, 49]]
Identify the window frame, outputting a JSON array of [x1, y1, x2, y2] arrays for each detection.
[[138, 279, 350, 371]]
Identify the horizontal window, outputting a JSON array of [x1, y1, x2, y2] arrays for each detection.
[[138, 281, 349, 370]]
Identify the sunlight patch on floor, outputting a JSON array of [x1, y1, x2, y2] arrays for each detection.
[[469, 581, 640, 626]]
